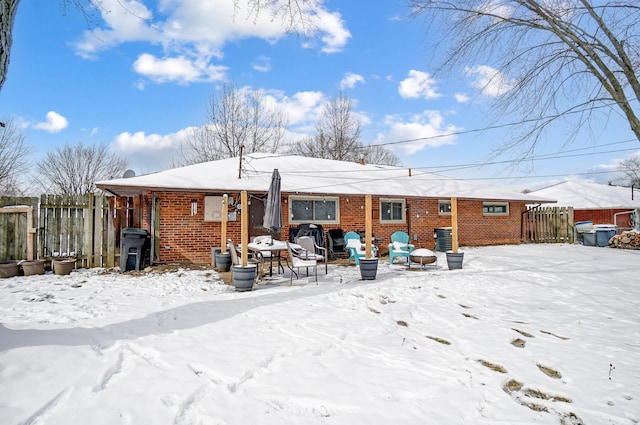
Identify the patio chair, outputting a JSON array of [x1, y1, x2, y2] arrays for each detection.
[[286, 241, 318, 285], [327, 229, 347, 259], [344, 231, 377, 266], [388, 231, 415, 264], [227, 239, 265, 282], [294, 235, 328, 274]]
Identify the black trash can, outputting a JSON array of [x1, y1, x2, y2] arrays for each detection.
[[435, 227, 453, 252], [120, 228, 149, 272]]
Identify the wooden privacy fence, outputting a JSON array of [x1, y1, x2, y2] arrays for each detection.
[[522, 206, 574, 244], [0, 194, 132, 267]]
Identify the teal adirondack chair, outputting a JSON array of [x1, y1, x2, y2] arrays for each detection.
[[388, 231, 415, 264], [344, 231, 377, 265]]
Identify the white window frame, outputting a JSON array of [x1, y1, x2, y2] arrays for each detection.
[[289, 195, 340, 224], [483, 202, 509, 216], [438, 200, 451, 216], [380, 198, 406, 223]]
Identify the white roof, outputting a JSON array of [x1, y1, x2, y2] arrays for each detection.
[[97, 153, 554, 203], [528, 180, 640, 209]]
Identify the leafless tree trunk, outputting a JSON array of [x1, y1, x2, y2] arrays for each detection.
[[0, 118, 29, 194], [36, 141, 129, 195], [0, 0, 19, 91], [290, 91, 400, 165], [181, 82, 288, 164], [409, 0, 640, 154]]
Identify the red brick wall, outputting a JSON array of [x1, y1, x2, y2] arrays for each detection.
[[574, 209, 635, 226], [152, 192, 526, 264]]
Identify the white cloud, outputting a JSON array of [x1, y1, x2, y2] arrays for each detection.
[[111, 127, 197, 172], [133, 53, 227, 84], [73, 0, 158, 59], [375, 111, 460, 155], [33, 111, 68, 133], [252, 56, 271, 73], [398, 70, 440, 100], [279, 91, 325, 125], [113, 127, 195, 153], [73, 0, 350, 83], [455, 93, 470, 103], [478, 0, 514, 20], [584, 150, 640, 185], [465, 65, 516, 97], [340, 72, 365, 89], [312, 8, 351, 54]]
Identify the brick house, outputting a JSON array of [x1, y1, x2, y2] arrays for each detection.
[[96, 153, 555, 264], [528, 180, 640, 231]]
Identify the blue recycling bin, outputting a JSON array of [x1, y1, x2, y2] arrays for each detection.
[[594, 225, 617, 247]]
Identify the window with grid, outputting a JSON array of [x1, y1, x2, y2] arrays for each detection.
[[482, 202, 509, 216], [380, 199, 405, 223], [289, 196, 339, 224]]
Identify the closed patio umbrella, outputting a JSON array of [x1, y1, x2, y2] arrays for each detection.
[[263, 169, 282, 241]]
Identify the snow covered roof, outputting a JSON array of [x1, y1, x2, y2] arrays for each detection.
[[96, 153, 555, 203], [527, 180, 640, 209]]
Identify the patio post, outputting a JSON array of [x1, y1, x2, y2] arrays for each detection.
[[241, 191, 248, 267], [365, 194, 372, 258], [451, 197, 458, 253], [221, 194, 228, 254]]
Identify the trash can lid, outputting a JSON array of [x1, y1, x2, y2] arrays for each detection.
[[122, 228, 149, 237], [593, 224, 617, 231]]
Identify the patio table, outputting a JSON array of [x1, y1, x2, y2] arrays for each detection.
[[247, 240, 301, 277]]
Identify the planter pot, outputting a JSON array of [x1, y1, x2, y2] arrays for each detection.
[[446, 252, 464, 270], [232, 265, 256, 292], [0, 261, 20, 278], [21, 260, 46, 276], [215, 252, 232, 272], [52, 258, 76, 276], [359, 258, 379, 280]]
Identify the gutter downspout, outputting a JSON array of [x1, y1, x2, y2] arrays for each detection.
[[522, 204, 541, 242], [613, 209, 638, 230]]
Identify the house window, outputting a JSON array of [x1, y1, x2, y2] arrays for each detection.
[[438, 200, 451, 215], [289, 196, 339, 224], [380, 199, 405, 223], [483, 202, 509, 216]]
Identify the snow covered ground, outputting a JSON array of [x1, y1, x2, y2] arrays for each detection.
[[0, 244, 638, 425]]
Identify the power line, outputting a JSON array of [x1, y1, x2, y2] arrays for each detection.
[[363, 99, 638, 149]]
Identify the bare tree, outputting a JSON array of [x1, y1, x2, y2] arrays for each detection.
[[0, 118, 29, 195], [409, 0, 640, 154], [618, 156, 640, 186], [361, 145, 401, 166], [291, 91, 401, 165], [36, 141, 129, 195], [180, 82, 288, 164]]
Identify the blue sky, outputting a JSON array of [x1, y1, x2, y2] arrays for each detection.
[[2, 0, 638, 190]]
